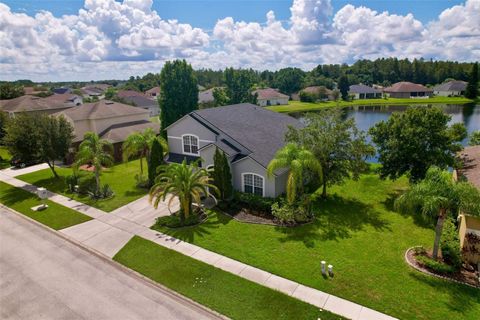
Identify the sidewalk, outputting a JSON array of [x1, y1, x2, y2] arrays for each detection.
[[0, 168, 397, 320]]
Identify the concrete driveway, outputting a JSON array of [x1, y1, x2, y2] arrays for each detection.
[[0, 207, 223, 320]]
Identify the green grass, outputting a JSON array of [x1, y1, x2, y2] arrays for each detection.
[[0, 147, 11, 169], [154, 172, 480, 320], [149, 116, 160, 124], [0, 181, 91, 230], [266, 96, 474, 113], [17, 159, 147, 212], [114, 236, 344, 320]]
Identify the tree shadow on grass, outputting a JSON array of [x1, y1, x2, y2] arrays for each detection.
[[382, 188, 433, 229], [0, 185, 36, 207], [275, 195, 392, 248], [408, 272, 480, 315], [20, 176, 66, 194]]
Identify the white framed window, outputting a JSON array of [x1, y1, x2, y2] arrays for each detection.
[[182, 134, 199, 155], [242, 173, 264, 197]]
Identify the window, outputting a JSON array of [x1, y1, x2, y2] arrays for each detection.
[[183, 135, 199, 155], [243, 173, 264, 196]]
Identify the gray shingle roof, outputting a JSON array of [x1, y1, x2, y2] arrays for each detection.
[[100, 120, 159, 144], [191, 103, 303, 167], [433, 80, 467, 92], [122, 96, 157, 108], [54, 100, 148, 121], [349, 84, 381, 94]]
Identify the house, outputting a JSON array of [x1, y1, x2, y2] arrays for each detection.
[[52, 87, 72, 95], [383, 82, 433, 98], [455, 145, 480, 264], [252, 88, 289, 107], [145, 86, 160, 98], [53, 100, 159, 162], [43, 93, 82, 107], [116, 90, 145, 99], [81, 84, 111, 98], [165, 103, 303, 198], [433, 80, 467, 97], [198, 88, 216, 104], [348, 84, 382, 99], [0, 95, 75, 116], [122, 95, 159, 117]]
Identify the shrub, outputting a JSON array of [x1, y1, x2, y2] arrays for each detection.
[[416, 255, 456, 274], [65, 173, 79, 193], [271, 201, 295, 225], [299, 91, 316, 102], [77, 175, 96, 194], [271, 195, 314, 225], [88, 183, 114, 200], [441, 217, 462, 270], [234, 192, 275, 215], [154, 211, 204, 228]]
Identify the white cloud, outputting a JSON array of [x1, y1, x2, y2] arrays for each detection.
[[0, 0, 479, 81]]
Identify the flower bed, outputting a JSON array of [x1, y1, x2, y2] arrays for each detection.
[[153, 208, 207, 229]]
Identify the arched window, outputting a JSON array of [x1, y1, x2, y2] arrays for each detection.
[[242, 173, 264, 197], [182, 135, 199, 155]]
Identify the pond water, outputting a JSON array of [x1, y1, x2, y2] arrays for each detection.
[[294, 103, 480, 162]]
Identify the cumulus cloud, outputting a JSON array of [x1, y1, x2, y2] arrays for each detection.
[[0, 0, 479, 81]]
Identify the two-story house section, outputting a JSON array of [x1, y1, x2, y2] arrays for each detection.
[[165, 103, 304, 198]]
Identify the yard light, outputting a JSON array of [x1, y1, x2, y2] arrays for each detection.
[[328, 264, 334, 277], [321, 261, 326, 275]]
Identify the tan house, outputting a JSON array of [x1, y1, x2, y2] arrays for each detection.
[[0, 95, 76, 116], [54, 100, 159, 162], [146, 86, 161, 98], [252, 88, 289, 107], [383, 82, 433, 98], [456, 145, 480, 264]]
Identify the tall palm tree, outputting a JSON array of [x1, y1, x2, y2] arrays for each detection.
[[267, 143, 322, 204], [75, 132, 114, 194], [122, 128, 167, 176], [149, 160, 218, 223], [395, 166, 480, 260]]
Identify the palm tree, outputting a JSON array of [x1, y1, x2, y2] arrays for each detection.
[[395, 166, 480, 260], [75, 132, 114, 194], [267, 143, 322, 204], [122, 128, 167, 176], [149, 160, 218, 223]]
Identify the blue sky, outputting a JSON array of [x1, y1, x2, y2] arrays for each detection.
[[0, 0, 478, 81]]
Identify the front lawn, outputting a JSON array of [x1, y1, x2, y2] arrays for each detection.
[[266, 96, 474, 113], [0, 146, 11, 169], [0, 181, 91, 230], [17, 159, 147, 212], [155, 171, 480, 320], [114, 236, 344, 320]]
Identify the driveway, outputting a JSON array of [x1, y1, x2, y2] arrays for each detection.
[[0, 207, 222, 320]]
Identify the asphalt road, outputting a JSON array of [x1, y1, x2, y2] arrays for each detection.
[[0, 207, 222, 320]]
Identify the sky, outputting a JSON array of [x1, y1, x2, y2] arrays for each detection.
[[0, 0, 479, 81]]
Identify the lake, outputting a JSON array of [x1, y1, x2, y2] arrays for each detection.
[[294, 103, 480, 162]]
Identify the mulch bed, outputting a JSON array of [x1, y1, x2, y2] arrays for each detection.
[[219, 206, 314, 227], [405, 247, 479, 288], [78, 164, 105, 172]]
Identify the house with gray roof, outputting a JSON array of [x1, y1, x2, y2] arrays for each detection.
[[165, 103, 303, 197], [252, 88, 289, 106], [433, 80, 467, 97], [348, 84, 382, 99]]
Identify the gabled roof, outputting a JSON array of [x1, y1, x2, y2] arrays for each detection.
[[433, 80, 467, 92], [349, 84, 381, 94], [0, 95, 68, 113], [43, 93, 80, 104], [122, 95, 158, 108], [458, 146, 480, 190], [145, 86, 161, 94], [253, 88, 289, 100], [384, 82, 432, 93], [117, 90, 145, 98], [191, 103, 303, 168], [100, 121, 159, 143], [54, 100, 148, 121]]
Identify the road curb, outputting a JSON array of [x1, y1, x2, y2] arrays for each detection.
[[0, 204, 228, 320]]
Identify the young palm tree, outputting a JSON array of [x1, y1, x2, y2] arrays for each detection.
[[395, 166, 480, 260], [267, 143, 322, 204], [75, 132, 114, 194], [122, 128, 167, 176], [149, 160, 218, 223]]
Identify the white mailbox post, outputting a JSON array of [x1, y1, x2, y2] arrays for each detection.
[[37, 187, 48, 210]]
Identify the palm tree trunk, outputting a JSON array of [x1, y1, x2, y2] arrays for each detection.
[[46, 160, 59, 179], [322, 169, 327, 198], [432, 208, 447, 260], [139, 156, 144, 176], [95, 169, 100, 194]]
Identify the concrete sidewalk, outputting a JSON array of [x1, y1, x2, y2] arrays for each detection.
[[0, 169, 397, 320]]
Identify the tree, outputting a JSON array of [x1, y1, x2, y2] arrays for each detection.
[[148, 138, 164, 186], [212, 148, 232, 200], [338, 75, 349, 100], [212, 87, 229, 107], [286, 109, 374, 198], [37, 115, 74, 178], [159, 60, 198, 133], [465, 62, 478, 99], [0, 83, 24, 99], [470, 131, 480, 146], [104, 87, 116, 100], [395, 167, 480, 260], [122, 128, 157, 176], [4, 113, 42, 164], [75, 132, 114, 194], [224, 68, 257, 104], [274, 68, 305, 95], [0, 112, 9, 141], [267, 143, 322, 204], [149, 160, 218, 223], [369, 107, 467, 182]]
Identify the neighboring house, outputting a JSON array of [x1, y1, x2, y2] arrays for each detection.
[[53, 87, 72, 95], [252, 88, 289, 107], [348, 84, 382, 99], [146, 86, 161, 98], [117, 90, 145, 99], [433, 80, 467, 96], [122, 95, 160, 117], [54, 100, 159, 162], [383, 82, 433, 98], [44, 93, 82, 107], [198, 88, 216, 104], [165, 103, 303, 198], [0, 95, 74, 116], [455, 145, 480, 264], [81, 84, 111, 98]]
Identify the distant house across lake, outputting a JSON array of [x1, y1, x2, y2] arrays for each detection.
[[384, 82, 433, 98], [349, 84, 382, 99], [252, 88, 289, 106], [433, 80, 467, 97], [145, 86, 160, 98]]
